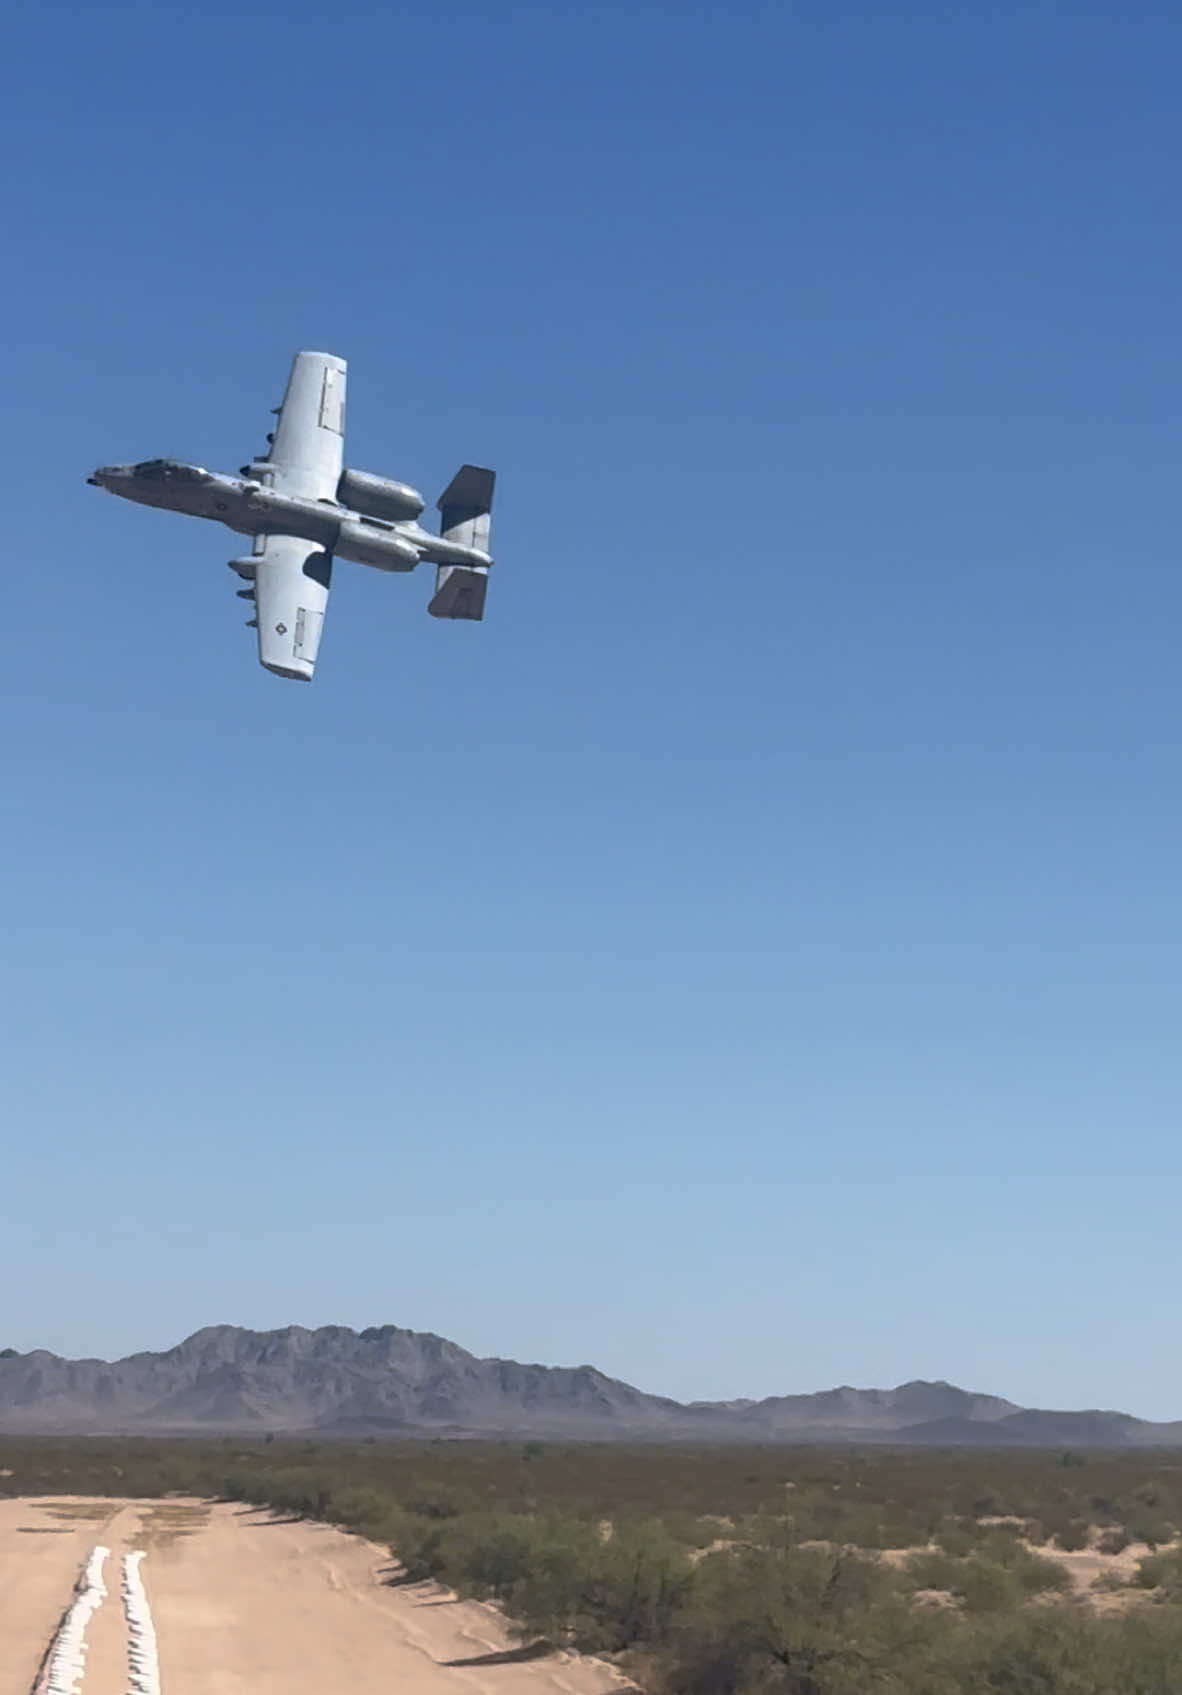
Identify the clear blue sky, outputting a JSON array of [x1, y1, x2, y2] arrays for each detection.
[[1, 0, 1178, 1419]]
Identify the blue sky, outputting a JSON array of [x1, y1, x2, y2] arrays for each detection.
[[1, 0, 1179, 1419]]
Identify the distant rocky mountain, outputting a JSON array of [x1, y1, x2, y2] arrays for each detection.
[[0, 1324, 1178, 1446]]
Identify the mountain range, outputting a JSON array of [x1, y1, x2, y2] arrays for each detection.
[[1, 1325, 1178, 1446]]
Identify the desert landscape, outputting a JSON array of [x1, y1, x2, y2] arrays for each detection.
[[4, 1440, 1182, 1694], [2, 1495, 624, 1695]]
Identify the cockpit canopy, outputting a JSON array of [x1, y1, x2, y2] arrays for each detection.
[[132, 458, 207, 483]]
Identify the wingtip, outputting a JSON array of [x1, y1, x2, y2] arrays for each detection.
[[261, 661, 314, 682]]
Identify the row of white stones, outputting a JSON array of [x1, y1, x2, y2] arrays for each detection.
[[43, 1545, 109, 1695], [122, 1551, 162, 1695]]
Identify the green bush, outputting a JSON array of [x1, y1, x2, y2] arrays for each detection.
[[662, 1545, 927, 1695], [904, 1549, 964, 1593], [935, 1521, 977, 1558], [949, 1559, 1020, 1614], [1008, 1550, 1072, 1599], [417, 1511, 694, 1652], [403, 1489, 472, 1519], [1129, 1521, 1175, 1551], [904, 1545, 1068, 1613], [1136, 1548, 1182, 1596], [574, 1521, 696, 1650]]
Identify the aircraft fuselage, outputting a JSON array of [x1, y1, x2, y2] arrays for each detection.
[[87, 459, 492, 575]]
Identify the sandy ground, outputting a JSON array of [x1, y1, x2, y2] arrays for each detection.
[[0, 1500, 628, 1695], [877, 1532, 1173, 1611]]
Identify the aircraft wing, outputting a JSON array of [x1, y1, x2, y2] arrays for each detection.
[[249, 535, 333, 681], [265, 351, 347, 500], [241, 350, 345, 678]]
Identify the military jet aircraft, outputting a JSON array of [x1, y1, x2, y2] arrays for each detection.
[[88, 350, 494, 681]]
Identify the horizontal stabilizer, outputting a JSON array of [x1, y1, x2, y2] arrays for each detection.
[[428, 564, 488, 621], [437, 464, 494, 553]]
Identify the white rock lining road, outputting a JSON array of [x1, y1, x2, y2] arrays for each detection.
[[39, 1545, 113, 1695], [122, 1554, 162, 1695], [33, 1544, 163, 1695]]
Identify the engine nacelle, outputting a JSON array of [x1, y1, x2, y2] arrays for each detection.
[[334, 517, 420, 572], [337, 467, 424, 522]]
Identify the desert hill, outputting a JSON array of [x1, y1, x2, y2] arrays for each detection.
[[1, 1325, 1177, 1445]]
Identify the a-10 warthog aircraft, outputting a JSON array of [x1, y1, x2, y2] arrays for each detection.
[[88, 350, 494, 681]]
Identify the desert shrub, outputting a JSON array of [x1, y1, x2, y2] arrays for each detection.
[[905, 1550, 964, 1593], [953, 1559, 1022, 1614], [718, 1512, 776, 1552], [661, 1545, 933, 1695], [220, 1465, 334, 1520], [1135, 1552, 1169, 1590], [467, 1518, 546, 1594], [325, 1485, 390, 1531], [403, 1488, 475, 1519], [393, 1516, 452, 1580], [958, 1604, 1182, 1695], [573, 1521, 696, 1650], [1136, 1547, 1182, 1597], [977, 1535, 1071, 1597], [1051, 1519, 1091, 1552], [1008, 1550, 1072, 1599], [426, 1511, 693, 1651], [904, 1545, 1067, 1613], [935, 1520, 977, 1558], [220, 1470, 267, 1505], [956, 1606, 1106, 1694], [1128, 1521, 1175, 1552], [975, 1524, 1026, 1559], [466, 1513, 601, 1631]]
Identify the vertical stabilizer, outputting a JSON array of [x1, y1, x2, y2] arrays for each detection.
[[436, 464, 494, 553], [428, 565, 488, 621]]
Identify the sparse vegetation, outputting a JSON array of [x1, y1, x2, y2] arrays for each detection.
[[3, 1439, 1182, 1691], [1136, 1547, 1182, 1596]]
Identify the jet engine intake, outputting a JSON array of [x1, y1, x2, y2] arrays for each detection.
[[337, 467, 424, 522]]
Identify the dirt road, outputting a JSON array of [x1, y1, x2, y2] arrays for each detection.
[[0, 1499, 626, 1695]]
